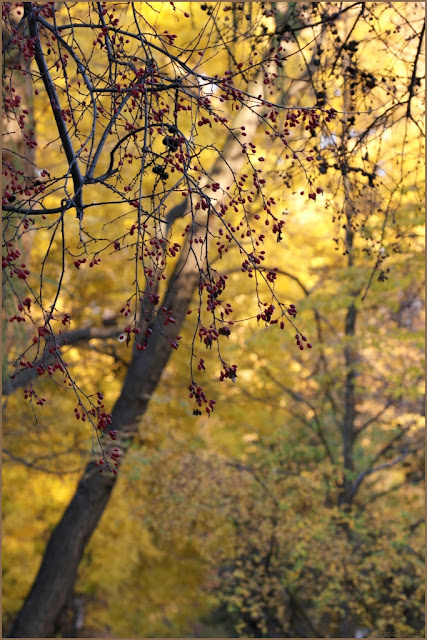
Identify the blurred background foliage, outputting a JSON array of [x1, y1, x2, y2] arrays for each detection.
[[3, 2, 424, 637]]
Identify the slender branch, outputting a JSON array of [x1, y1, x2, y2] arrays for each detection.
[[262, 368, 335, 463], [3, 325, 123, 396], [350, 426, 413, 501], [406, 21, 425, 119], [350, 447, 410, 502], [353, 399, 395, 439], [3, 448, 83, 475], [25, 3, 85, 219]]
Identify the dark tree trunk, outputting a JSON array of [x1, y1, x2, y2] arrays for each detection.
[[7, 4, 307, 633], [7, 468, 115, 638], [6, 235, 202, 638], [7, 85, 263, 638]]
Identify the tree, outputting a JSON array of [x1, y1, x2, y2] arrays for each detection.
[[118, 5, 424, 630], [2, 2, 424, 637], [193, 5, 424, 636]]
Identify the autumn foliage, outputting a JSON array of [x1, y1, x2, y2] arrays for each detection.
[[2, 2, 425, 638]]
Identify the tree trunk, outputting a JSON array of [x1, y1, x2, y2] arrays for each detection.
[[7, 82, 263, 638], [8, 3, 311, 632]]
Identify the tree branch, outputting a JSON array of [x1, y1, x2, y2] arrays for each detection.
[[25, 3, 85, 219], [3, 325, 123, 396]]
